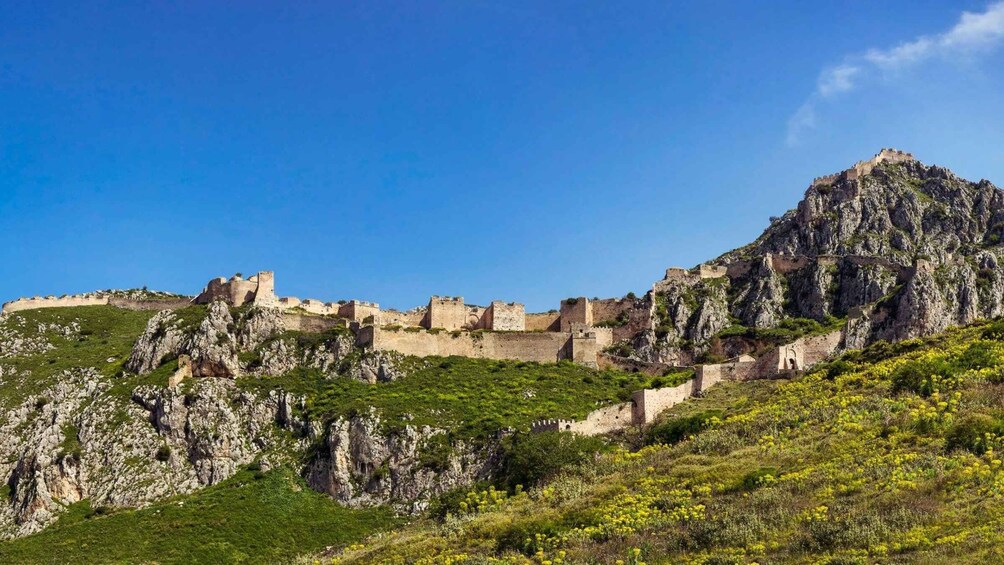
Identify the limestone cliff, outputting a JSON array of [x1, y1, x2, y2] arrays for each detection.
[[633, 151, 1004, 363]]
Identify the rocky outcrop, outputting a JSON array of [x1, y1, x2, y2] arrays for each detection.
[[632, 153, 1004, 360], [187, 302, 241, 378], [126, 310, 186, 374], [305, 410, 495, 512]]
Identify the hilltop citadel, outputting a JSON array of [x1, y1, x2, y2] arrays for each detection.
[[4, 149, 956, 435]]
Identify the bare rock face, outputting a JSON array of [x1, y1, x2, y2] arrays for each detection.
[[348, 351, 405, 384], [236, 306, 286, 350], [126, 310, 186, 374], [305, 410, 495, 512], [187, 301, 241, 378], [127, 303, 290, 379], [731, 256, 785, 328]]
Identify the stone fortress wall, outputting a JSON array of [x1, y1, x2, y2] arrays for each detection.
[[197, 274, 623, 367], [3, 270, 623, 367], [811, 148, 915, 187], [534, 328, 845, 436], [2, 293, 192, 314]]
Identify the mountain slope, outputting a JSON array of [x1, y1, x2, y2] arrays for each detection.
[[630, 150, 1004, 365], [322, 320, 1004, 564]]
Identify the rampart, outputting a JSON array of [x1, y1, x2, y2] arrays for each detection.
[[533, 329, 846, 436], [2, 294, 194, 315], [476, 301, 526, 331], [107, 297, 194, 311], [811, 148, 916, 187], [2, 295, 111, 314], [559, 297, 592, 331], [525, 312, 560, 332], [194, 271, 277, 307], [590, 297, 652, 342], [358, 325, 575, 364], [423, 296, 471, 331], [282, 313, 348, 333], [338, 300, 381, 323]]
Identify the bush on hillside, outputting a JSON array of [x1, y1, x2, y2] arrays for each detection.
[[947, 414, 1004, 455], [499, 431, 604, 489], [646, 410, 723, 446]]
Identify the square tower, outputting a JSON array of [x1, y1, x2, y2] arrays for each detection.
[[424, 296, 468, 330], [559, 297, 592, 332]]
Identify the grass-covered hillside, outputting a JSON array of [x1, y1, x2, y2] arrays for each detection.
[[0, 467, 397, 564], [322, 319, 1004, 564], [0, 304, 691, 562], [242, 357, 692, 440]]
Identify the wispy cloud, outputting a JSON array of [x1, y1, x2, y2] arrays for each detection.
[[787, 2, 1004, 145]]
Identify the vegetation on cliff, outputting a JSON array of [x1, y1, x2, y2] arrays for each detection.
[[320, 319, 1004, 564]]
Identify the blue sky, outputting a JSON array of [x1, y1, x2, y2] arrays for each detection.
[[2, 1, 1003, 311]]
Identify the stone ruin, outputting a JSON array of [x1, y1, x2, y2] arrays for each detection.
[[811, 148, 916, 187]]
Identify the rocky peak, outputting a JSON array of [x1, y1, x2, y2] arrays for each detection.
[[721, 150, 1004, 266]]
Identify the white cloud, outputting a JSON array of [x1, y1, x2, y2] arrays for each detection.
[[817, 64, 861, 97], [787, 2, 1004, 145]]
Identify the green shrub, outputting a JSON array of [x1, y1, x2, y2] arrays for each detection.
[[891, 358, 956, 396], [155, 446, 171, 462], [738, 467, 780, 491], [982, 319, 1004, 341], [499, 431, 604, 489], [647, 410, 723, 445], [417, 434, 454, 472], [947, 414, 1004, 455]]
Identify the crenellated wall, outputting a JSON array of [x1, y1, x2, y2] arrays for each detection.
[[424, 296, 470, 330], [811, 148, 916, 188]]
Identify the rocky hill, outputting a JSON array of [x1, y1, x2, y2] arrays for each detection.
[[631, 149, 1004, 365], [1, 149, 1003, 563]]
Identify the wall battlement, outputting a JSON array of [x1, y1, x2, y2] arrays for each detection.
[[812, 148, 917, 188]]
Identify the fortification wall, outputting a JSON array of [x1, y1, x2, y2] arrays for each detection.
[[697, 264, 728, 279], [253, 271, 278, 306], [228, 278, 258, 307], [810, 148, 916, 187], [299, 299, 338, 316], [631, 380, 700, 424], [478, 301, 525, 331], [283, 313, 347, 333], [425, 297, 468, 330], [559, 298, 592, 332], [694, 359, 759, 383], [525, 312, 560, 332], [569, 402, 634, 435], [338, 300, 381, 323], [591, 297, 651, 342], [381, 309, 426, 327], [797, 330, 844, 366], [361, 326, 572, 364], [107, 297, 193, 311], [2, 295, 110, 314]]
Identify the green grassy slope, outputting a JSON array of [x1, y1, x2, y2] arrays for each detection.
[[324, 320, 1004, 564], [241, 358, 693, 439], [0, 467, 397, 564]]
